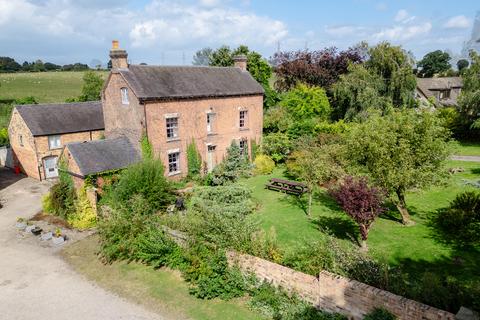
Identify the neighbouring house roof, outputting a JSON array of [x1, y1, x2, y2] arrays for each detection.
[[416, 77, 463, 106], [65, 137, 141, 177], [119, 65, 264, 100], [15, 101, 104, 136]]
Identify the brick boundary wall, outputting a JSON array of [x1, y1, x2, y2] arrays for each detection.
[[226, 251, 456, 320], [162, 227, 455, 319]]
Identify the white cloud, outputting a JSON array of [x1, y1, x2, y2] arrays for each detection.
[[444, 15, 471, 29], [394, 9, 409, 22], [129, 1, 288, 48], [373, 22, 432, 41], [199, 0, 221, 7], [325, 25, 367, 37]]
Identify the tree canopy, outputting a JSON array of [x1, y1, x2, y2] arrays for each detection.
[[345, 109, 451, 224], [417, 50, 452, 78], [280, 83, 331, 120], [458, 51, 480, 131]]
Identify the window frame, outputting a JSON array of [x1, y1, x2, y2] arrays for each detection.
[[166, 116, 179, 140], [239, 138, 248, 156], [48, 135, 62, 150], [239, 110, 248, 129], [120, 87, 129, 105], [206, 113, 215, 134], [168, 151, 181, 175], [19, 134, 24, 147]]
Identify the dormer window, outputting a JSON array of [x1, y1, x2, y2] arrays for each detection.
[[121, 87, 129, 105]]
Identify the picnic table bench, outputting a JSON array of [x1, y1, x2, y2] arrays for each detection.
[[265, 178, 308, 196]]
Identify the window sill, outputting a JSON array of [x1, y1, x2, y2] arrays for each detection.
[[49, 147, 63, 151], [239, 127, 249, 131], [207, 132, 217, 136], [168, 170, 182, 177], [166, 138, 181, 143]]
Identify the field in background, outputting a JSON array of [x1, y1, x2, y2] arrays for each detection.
[[0, 71, 108, 103]]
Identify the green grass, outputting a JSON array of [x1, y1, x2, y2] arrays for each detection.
[[0, 71, 108, 103], [455, 141, 480, 156], [62, 235, 264, 320], [244, 160, 480, 288]]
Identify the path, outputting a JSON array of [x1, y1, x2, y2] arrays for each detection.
[[451, 155, 480, 162], [0, 169, 166, 320]]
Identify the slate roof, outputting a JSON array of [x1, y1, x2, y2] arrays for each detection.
[[66, 137, 141, 176], [16, 101, 104, 136], [416, 77, 463, 106], [119, 65, 264, 100]]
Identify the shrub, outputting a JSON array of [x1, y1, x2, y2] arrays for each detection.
[[141, 135, 153, 159], [280, 83, 331, 121], [41, 193, 54, 214], [67, 188, 96, 229], [262, 132, 292, 163], [436, 191, 480, 244], [48, 180, 76, 218], [110, 159, 175, 214], [363, 308, 397, 320], [210, 141, 249, 186], [0, 128, 8, 146], [187, 140, 202, 179], [254, 154, 275, 175]]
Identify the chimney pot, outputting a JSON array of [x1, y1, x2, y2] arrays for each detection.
[[109, 40, 128, 70], [233, 55, 247, 71]]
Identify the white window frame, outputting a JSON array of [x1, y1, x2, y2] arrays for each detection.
[[166, 117, 179, 140], [167, 150, 181, 175], [48, 135, 62, 150], [239, 138, 248, 155], [207, 113, 215, 134], [121, 87, 129, 105], [239, 110, 248, 129]]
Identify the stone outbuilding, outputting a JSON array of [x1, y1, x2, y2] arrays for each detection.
[[8, 101, 104, 180]]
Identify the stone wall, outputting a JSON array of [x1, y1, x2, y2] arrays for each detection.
[[226, 252, 456, 320]]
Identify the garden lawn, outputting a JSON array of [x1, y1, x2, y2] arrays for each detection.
[[245, 161, 480, 286], [0, 71, 108, 103], [454, 141, 480, 156], [63, 235, 264, 320]]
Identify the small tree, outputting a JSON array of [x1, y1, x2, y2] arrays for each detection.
[[329, 176, 386, 251], [280, 83, 331, 121], [187, 140, 202, 179], [210, 141, 249, 186], [417, 50, 452, 78], [67, 71, 104, 102]]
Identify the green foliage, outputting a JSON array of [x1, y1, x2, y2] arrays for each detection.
[[457, 59, 469, 73], [187, 140, 202, 179], [458, 51, 480, 135], [248, 282, 346, 320], [108, 158, 175, 214], [417, 50, 452, 78], [67, 188, 96, 229], [436, 191, 480, 244], [363, 308, 397, 320], [41, 193, 55, 214], [141, 135, 153, 159], [67, 70, 104, 102], [263, 105, 294, 134], [280, 84, 331, 120], [250, 139, 258, 160], [332, 64, 392, 120], [314, 120, 349, 134], [365, 42, 417, 108], [0, 127, 8, 146], [48, 180, 76, 219], [210, 141, 249, 186], [254, 154, 275, 175], [262, 132, 292, 163], [345, 109, 451, 223]]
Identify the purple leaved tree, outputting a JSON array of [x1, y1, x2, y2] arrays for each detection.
[[329, 176, 386, 251]]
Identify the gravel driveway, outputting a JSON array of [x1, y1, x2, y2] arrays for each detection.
[[0, 169, 164, 320]]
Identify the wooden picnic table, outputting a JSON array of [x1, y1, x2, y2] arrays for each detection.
[[265, 178, 308, 195]]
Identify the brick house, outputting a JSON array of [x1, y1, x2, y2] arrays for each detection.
[[64, 41, 264, 183], [8, 101, 104, 180]]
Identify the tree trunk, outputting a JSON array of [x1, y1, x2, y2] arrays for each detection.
[[360, 239, 368, 252], [359, 224, 369, 252], [395, 189, 414, 225], [307, 191, 313, 217]]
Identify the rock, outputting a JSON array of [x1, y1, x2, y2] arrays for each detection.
[[25, 225, 36, 233], [40, 232, 53, 241], [52, 236, 65, 246], [15, 222, 27, 230], [456, 306, 480, 320]]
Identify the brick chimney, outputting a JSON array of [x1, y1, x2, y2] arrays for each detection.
[[233, 55, 247, 71], [109, 40, 128, 70]]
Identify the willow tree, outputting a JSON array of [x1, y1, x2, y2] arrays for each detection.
[[345, 109, 451, 225]]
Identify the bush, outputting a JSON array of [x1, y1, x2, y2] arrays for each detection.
[[254, 154, 275, 175], [363, 308, 397, 320], [48, 180, 76, 218], [67, 188, 96, 229], [436, 191, 480, 244], [210, 141, 250, 186], [187, 140, 202, 179], [280, 83, 331, 121], [41, 193, 55, 214], [262, 132, 292, 163], [110, 159, 175, 214], [0, 128, 8, 146]]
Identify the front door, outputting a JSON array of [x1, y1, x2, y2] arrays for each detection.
[[207, 145, 216, 172], [43, 156, 58, 179]]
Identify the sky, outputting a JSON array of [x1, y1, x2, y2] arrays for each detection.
[[0, 0, 478, 66]]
